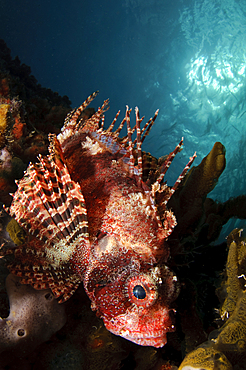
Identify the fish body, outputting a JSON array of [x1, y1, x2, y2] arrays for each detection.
[[6, 92, 196, 347]]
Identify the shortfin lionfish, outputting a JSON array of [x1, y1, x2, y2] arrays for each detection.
[[4, 91, 196, 347]]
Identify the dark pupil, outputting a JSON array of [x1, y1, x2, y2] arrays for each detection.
[[133, 285, 146, 299]]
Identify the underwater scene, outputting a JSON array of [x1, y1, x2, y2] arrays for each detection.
[[0, 0, 246, 368]]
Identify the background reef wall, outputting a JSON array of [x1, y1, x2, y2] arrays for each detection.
[[0, 39, 71, 205]]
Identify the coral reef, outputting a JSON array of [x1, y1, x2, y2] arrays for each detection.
[[0, 39, 71, 206], [178, 229, 246, 369], [0, 39, 246, 369]]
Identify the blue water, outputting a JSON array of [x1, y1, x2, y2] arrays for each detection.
[[1, 0, 246, 241]]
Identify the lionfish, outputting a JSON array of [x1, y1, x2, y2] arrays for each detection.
[[5, 91, 196, 347]]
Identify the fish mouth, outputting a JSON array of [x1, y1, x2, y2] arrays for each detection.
[[103, 308, 175, 348], [118, 330, 168, 348]]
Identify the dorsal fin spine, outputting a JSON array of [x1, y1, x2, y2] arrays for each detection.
[[126, 106, 135, 176], [135, 107, 143, 183]]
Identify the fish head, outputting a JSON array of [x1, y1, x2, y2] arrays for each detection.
[[84, 233, 179, 348]]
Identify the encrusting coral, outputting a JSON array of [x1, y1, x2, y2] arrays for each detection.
[[177, 344, 233, 370], [6, 218, 25, 246], [0, 103, 10, 146]]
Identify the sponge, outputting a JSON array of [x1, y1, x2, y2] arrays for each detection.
[[0, 273, 66, 357]]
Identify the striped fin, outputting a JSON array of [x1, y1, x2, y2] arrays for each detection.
[[141, 152, 161, 184], [62, 91, 99, 132], [58, 92, 110, 144], [58, 94, 161, 182], [7, 143, 90, 301], [6, 240, 82, 303], [59, 93, 195, 203]]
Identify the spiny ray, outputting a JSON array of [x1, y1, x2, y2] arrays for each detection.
[[156, 138, 184, 185], [62, 90, 99, 131]]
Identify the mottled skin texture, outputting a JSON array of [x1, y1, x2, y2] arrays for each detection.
[[5, 92, 195, 347], [58, 112, 178, 347], [63, 132, 169, 259]]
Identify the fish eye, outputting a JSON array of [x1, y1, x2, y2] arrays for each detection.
[[127, 274, 158, 307], [133, 285, 146, 299]]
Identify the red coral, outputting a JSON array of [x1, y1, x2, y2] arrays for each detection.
[[11, 118, 25, 141]]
